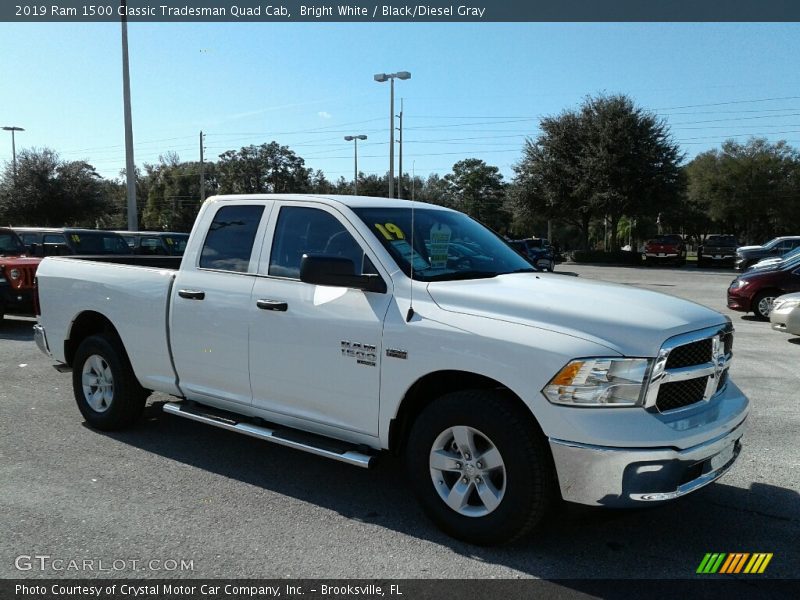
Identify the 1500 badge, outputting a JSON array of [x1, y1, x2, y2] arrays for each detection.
[[340, 341, 377, 367]]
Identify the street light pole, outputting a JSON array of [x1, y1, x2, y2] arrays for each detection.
[[344, 135, 367, 195], [373, 71, 410, 199], [121, 0, 138, 231], [2, 126, 24, 183]]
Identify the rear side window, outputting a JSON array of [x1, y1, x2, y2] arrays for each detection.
[[200, 205, 265, 273]]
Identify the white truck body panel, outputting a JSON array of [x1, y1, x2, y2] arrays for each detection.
[[35, 193, 749, 513]]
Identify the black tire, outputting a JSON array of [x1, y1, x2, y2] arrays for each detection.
[[72, 334, 149, 431], [752, 291, 779, 321], [406, 390, 556, 545]]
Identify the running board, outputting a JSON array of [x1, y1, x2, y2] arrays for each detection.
[[162, 402, 375, 468]]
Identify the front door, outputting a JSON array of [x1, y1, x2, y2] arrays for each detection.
[[248, 203, 392, 436]]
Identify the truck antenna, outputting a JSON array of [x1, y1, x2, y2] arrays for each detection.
[[406, 184, 416, 323]]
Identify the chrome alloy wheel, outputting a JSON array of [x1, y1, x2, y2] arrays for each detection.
[[429, 425, 507, 517], [758, 295, 776, 318], [81, 354, 115, 413]]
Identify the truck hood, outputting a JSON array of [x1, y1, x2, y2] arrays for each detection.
[[736, 245, 762, 252], [426, 273, 726, 357]]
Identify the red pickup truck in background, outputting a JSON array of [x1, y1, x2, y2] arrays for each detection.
[[644, 234, 686, 266], [0, 227, 41, 321]]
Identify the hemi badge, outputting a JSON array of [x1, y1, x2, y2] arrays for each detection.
[[386, 349, 408, 360]]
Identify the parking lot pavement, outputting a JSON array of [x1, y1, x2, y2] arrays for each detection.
[[1, 265, 798, 581]]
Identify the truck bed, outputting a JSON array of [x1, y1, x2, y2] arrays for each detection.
[[35, 256, 181, 396]]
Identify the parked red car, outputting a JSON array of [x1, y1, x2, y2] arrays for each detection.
[[727, 255, 800, 320], [0, 228, 42, 321], [644, 234, 686, 266]]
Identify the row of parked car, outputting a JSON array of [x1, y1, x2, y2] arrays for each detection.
[[0, 227, 187, 321], [643, 233, 800, 271]]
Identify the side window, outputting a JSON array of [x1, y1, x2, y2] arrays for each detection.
[[44, 234, 67, 244], [200, 205, 265, 273], [269, 207, 366, 279], [140, 237, 164, 255]]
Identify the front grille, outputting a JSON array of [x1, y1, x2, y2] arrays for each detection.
[[11, 265, 38, 289], [722, 331, 733, 355], [665, 338, 712, 368], [716, 370, 728, 392], [656, 377, 709, 412]]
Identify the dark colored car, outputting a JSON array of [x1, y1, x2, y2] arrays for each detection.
[[735, 236, 800, 271], [727, 254, 800, 320], [508, 238, 555, 272], [644, 234, 686, 266], [697, 234, 739, 267], [14, 227, 132, 257], [0, 227, 42, 320], [115, 231, 189, 256]]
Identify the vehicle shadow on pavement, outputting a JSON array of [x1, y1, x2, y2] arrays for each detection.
[[0, 318, 35, 341], [788, 337, 800, 345], [98, 401, 800, 578]]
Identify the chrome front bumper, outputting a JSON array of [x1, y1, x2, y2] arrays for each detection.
[[549, 418, 746, 507], [33, 324, 51, 357]]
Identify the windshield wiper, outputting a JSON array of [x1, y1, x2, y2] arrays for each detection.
[[502, 268, 537, 274], [424, 270, 499, 281]]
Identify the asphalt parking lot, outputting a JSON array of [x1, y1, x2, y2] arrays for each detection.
[[1, 264, 798, 580]]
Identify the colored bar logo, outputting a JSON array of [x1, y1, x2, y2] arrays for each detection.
[[697, 553, 773, 574]]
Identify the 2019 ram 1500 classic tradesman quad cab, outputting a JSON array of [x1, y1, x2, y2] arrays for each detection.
[[34, 194, 749, 545]]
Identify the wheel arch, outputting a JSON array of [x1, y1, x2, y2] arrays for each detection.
[[65, 310, 125, 367], [388, 370, 542, 455]]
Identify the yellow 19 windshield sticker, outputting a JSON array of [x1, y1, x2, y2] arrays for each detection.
[[374, 222, 405, 241]]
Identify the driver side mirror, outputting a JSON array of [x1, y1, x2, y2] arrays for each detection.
[[300, 254, 387, 294]]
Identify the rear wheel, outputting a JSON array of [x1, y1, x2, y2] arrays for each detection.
[[753, 291, 779, 321], [72, 334, 149, 430], [406, 390, 556, 545]]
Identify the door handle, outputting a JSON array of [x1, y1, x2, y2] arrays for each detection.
[[178, 289, 205, 300], [257, 299, 288, 312]]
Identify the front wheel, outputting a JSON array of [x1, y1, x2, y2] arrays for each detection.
[[406, 390, 556, 545], [753, 291, 778, 320], [72, 334, 149, 430]]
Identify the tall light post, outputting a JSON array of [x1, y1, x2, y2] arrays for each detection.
[[344, 135, 367, 195], [2, 126, 24, 183], [373, 71, 410, 198], [121, 0, 137, 230]]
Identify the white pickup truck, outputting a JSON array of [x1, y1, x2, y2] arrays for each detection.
[[34, 194, 749, 545]]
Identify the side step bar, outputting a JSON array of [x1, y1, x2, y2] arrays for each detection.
[[162, 402, 375, 468]]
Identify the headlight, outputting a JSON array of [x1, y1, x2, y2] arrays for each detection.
[[730, 279, 749, 289], [543, 358, 651, 407], [772, 298, 800, 312], [9, 268, 20, 280]]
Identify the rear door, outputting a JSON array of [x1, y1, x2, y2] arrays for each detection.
[[170, 202, 272, 407]]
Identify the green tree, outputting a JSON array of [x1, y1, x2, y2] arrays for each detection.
[[140, 155, 218, 231], [686, 138, 800, 243], [444, 159, 508, 231], [0, 148, 108, 226], [514, 94, 684, 250], [216, 142, 311, 194]]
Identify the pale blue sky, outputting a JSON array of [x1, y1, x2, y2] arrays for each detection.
[[2, 22, 800, 182]]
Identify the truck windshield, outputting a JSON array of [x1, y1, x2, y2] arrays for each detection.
[[352, 207, 534, 281], [0, 232, 27, 256]]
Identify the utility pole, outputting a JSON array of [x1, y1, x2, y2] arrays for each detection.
[[199, 130, 206, 202], [120, 0, 137, 230], [397, 98, 403, 199], [2, 126, 24, 183]]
